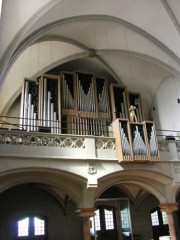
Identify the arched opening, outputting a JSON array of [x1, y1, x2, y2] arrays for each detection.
[[0, 183, 84, 240], [91, 174, 170, 240]]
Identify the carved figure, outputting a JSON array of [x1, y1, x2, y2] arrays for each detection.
[[129, 105, 137, 122]]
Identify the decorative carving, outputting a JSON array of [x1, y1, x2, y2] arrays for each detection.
[[158, 142, 169, 152], [173, 163, 180, 173], [88, 163, 97, 174], [0, 131, 85, 149], [176, 142, 180, 152], [96, 139, 115, 149], [159, 203, 178, 213]]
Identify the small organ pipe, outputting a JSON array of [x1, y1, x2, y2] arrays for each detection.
[[51, 102, 54, 133], [34, 113, 37, 131], [27, 93, 32, 132], [31, 104, 34, 131]]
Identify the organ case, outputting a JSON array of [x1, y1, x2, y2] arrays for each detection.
[[112, 119, 159, 163]]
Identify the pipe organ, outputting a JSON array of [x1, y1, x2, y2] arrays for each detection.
[[39, 74, 61, 133], [20, 70, 147, 138], [19, 70, 160, 162], [112, 119, 159, 163], [60, 71, 111, 136], [131, 123, 148, 159], [61, 71, 75, 115], [20, 79, 39, 132], [20, 74, 61, 133]]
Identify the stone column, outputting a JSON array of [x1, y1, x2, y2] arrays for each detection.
[[77, 208, 96, 240], [159, 203, 178, 240]]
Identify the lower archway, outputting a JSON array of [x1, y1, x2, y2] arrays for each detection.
[[0, 183, 83, 240], [91, 185, 166, 240]]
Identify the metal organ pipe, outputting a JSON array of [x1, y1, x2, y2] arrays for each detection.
[[31, 104, 34, 131], [50, 102, 54, 133], [23, 81, 29, 130], [47, 91, 51, 127], [27, 93, 32, 132], [43, 78, 47, 127]]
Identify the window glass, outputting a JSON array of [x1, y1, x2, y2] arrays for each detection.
[[18, 217, 29, 237], [94, 209, 101, 231], [17, 215, 46, 238], [151, 211, 159, 226], [120, 208, 130, 229], [34, 217, 45, 235], [104, 209, 114, 230]]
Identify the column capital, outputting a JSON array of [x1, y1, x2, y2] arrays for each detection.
[[159, 203, 178, 213], [76, 207, 96, 218]]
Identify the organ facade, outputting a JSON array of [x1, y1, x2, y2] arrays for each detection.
[[20, 70, 159, 163]]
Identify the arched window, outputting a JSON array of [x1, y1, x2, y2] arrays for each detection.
[[17, 215, 47, 240]]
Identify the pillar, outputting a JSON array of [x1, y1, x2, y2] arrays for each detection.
[[77, 208, 96, 240], [159, 203, 178, 240]]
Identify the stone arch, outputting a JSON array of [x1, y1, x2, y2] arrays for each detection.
[[94, 170, 173, 204], [0, 167, 87, 208]]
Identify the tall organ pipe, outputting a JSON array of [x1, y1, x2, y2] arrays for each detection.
[[23, 81, 29, 130], [47, 91, 51, 127], [27, 93, 32, 132], [43, 78, 47, 127]]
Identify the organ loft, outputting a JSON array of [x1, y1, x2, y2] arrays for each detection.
[[20, 70, 159, 163]]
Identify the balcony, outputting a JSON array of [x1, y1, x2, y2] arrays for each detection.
[[0, 116, 179, 163]]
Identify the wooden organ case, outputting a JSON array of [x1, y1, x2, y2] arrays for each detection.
[[20, 70, 159, 163], [112, 119, 159, 163]]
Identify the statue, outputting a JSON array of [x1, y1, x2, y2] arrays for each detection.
[[129, 105, 137, 122]]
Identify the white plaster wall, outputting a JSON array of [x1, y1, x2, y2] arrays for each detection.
[[0, 41, 82, 114], [152, 76, 180, 134], [0, 0, 50, 56]]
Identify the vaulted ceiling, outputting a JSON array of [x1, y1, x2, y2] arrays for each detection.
[[0, 0, 180, 117]]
